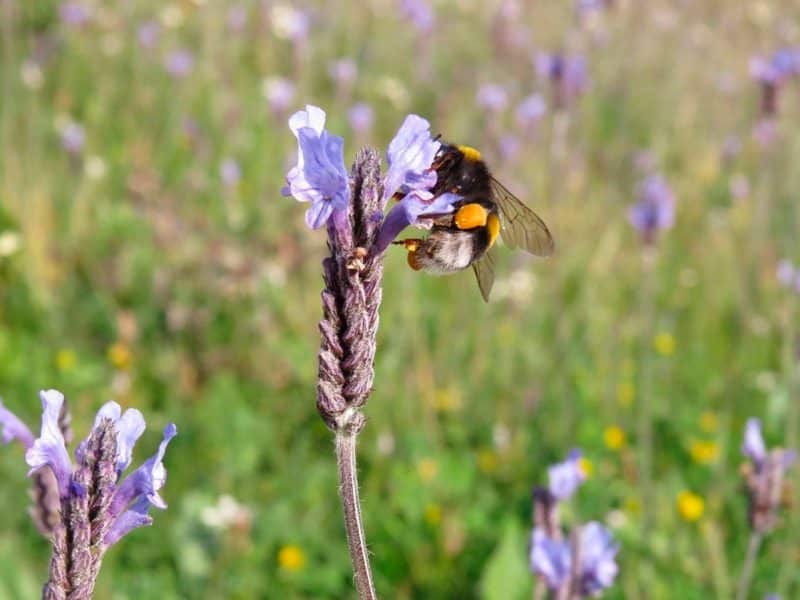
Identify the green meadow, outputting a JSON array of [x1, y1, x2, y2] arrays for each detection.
[[1, 1, 799, 598]]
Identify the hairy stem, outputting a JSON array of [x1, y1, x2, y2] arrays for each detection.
[[336, 431, 377, 600], [735, 531, 762, 600]]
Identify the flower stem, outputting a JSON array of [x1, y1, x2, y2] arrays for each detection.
[[336, 430, 377, 600], [735, 531, 763, 600]]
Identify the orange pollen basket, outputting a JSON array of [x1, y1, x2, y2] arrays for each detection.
[[454, 203, 489, 230]]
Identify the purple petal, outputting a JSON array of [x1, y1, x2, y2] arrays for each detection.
[[84, 401, 146, 473], [25, 390, 72, 497], [284, 106, 350, 230], [383, 114, 441, 202], [742, 418, 767, 466], [373, 192, 459, 253], [529, 527, 571, 590], [110, 424, 177, 518], [288, 105, 327, 139], [578, 522, 619, 595], [0, 397, 35, 449], [103, 497, 154, 548], [548, 448, 585, 500], [115, 408, 146, 473], [776, 260, 795, 287], [516, 94, 547, 128]]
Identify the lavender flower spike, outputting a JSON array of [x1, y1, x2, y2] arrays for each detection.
[[283, 105, 350, 229], [0, 396, 35, 448], [0, 389, 177, 598], [628, 173, 675, 244], [26, 390, 73, 497]]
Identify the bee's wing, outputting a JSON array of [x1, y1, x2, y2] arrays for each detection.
[[471, 246, 497, 302], [491, 178, 555, 257]]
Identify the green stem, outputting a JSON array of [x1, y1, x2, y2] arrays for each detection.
[[336, 431, 377, 600]]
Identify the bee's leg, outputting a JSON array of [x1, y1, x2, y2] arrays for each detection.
[[392, 238, 424, 271], [453, 203, 489, 230]]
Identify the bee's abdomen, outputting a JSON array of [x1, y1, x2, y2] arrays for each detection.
[[413, 227, 491, 274]]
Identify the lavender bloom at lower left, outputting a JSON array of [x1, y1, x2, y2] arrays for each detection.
[[1, 389, 177, 600]]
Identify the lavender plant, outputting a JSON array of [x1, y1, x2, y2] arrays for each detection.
[[282, 105, 459, 598], [735, 419, 796, 600], [0, 390, 177, 599], [530, 450, 619, 599]]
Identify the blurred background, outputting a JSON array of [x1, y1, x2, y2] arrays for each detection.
[[1, 0, 799, 598]]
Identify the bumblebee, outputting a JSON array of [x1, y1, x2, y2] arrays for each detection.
[[395, 143, 555, 301]]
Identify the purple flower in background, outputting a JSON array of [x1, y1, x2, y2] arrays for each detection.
[[3, 389, 175, 539], [576, 0, 612, 17], [499, 134, 521, 161], [530, 528, 571, 590], [776, 259, 795, 288], [516, 94, 547, 128], [61, 122, 85, 155], [742, 418, 767, 467], [348, 102, 374, 135], [750, 49, 799, 86], [382, 114, 441, 202], [137, 21, 161, 50], [548, 448, 586, 500], [628, 174, 675, 244], [329, 58, 358, 88], [752, 118, 778, 147], [398, 0, 435, 33], [530, 523, 619, 596], [60, 2, 91, 27], [476, 83, 509, 113], [283, 105, 350, 229], [536, 52, 588, 108], [164, 50, 195, 78], [750, 49, 800, 117], [262, 77, 296, 115], [741, 418, 796, 534], [268, 4, 311, 43], [220, 158, 242, 187], [577, 522, 620, 596], [227, 5, 248, 33]]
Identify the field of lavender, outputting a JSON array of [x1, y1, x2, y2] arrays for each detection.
[[1, 1, 799, 598]]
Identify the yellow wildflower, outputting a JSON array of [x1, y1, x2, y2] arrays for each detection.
[[424, 503, 442, 526], [278, 544, 306, 571], [56, 349, 76, 372], [699, 411, 718, 433], [677, 491, 704, 522], [653, 332, 675, 356], [624, 497, 641, 516], [578, 456, 593, 478], [107, 342, 133, 370], [433, 387, 463, 413], [616, 381, 635, 407], [477, 449, 498, 473], [689, 440, 719, 465], [417, 458, 438, 482], [603, 426, 626, 450]]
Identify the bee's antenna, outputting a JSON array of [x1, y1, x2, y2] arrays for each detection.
[[433, 133, 443, 142]]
